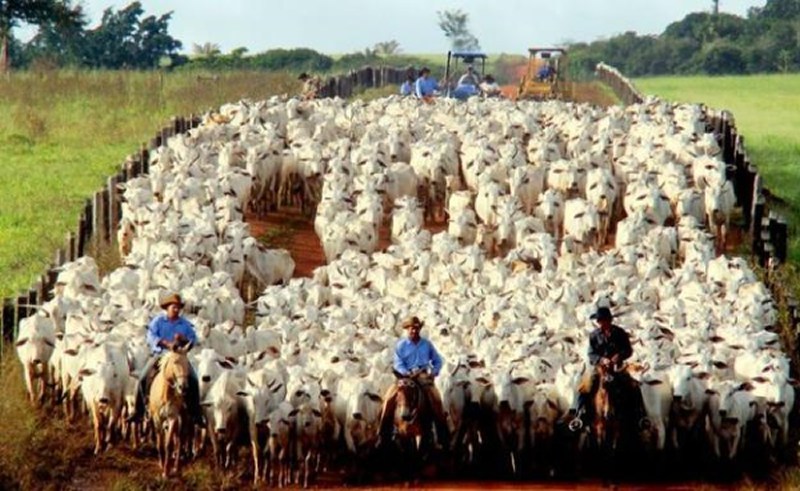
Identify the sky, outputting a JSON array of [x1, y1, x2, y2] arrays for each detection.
[[17, 0, 767, 55]]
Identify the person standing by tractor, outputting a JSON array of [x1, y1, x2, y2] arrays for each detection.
[[298, 72, 322, 100], [414, 67, 440, 102], [479, 74, 501, 97]]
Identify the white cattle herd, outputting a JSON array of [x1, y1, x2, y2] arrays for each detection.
[[15, 93, 793, 483]]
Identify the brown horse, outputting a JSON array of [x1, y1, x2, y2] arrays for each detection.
[[148, 346, 192, 477], [592, 363, 648, 458], [392, 375, 434, 476]]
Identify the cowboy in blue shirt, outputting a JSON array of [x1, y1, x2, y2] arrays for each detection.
[[129, 293, 203, 426], [377, 316, 449, 449]]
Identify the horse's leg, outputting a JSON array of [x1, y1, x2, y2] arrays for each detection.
[[164, 421, 174, 477], [252, 438, 262, 485], [92, 405, 103, 455], [155, 425, 166, 477]]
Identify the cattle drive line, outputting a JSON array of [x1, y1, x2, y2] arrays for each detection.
[[4, 65, 799, 488], [1, 64, 794, 349]]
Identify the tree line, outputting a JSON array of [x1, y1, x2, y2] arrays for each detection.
[[5, 0, 799, 77], [567, 0, 800, 78]]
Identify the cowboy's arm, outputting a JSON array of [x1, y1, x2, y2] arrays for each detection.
[[393, 342, 410, 376], [182, 319, 198, 349], [145, 317, 165, 352], [587, 332, 602, 366], [429, 342, 443, 377], [613, 329, 633, 363], [415, 79, 424, 97]]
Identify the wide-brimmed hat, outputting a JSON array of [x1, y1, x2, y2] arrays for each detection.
[[402, 316, 424, 329], [160, 293, 185, 310], [590, 307, 613, 321]]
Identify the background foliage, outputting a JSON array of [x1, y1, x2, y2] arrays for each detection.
[[568, 0, 800, 78]]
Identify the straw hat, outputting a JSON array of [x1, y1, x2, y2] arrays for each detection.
[[159, 293, 185, 310], [402, 316, 424, 329]]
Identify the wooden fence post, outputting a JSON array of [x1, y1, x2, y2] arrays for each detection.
[[141, 144, 150, 175], [28, 285, 39, 315], [66, 231, 76, 262], [2, 298, 15, 342], [76, 215, 87, 258], [108, 175, 119, 237], [14, 294, 28, 339]]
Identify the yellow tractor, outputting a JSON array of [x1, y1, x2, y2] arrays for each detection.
[[518, 47, 571, 100]]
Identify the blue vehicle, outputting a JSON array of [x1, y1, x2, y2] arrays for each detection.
[[443, 51, 488, 100]]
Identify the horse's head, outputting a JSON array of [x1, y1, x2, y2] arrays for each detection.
[[395, 379, 421, 424], [161, 348, 191, 396]]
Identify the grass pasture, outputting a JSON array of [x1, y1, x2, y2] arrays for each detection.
[[0, 70, 297, 300], [636, 73, 800, 263]]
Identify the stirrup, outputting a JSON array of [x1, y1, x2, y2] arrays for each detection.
[[568, 417, 584, 432]]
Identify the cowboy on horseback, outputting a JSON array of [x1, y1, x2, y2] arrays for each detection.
[[570, 306, 634, 431], [128, 293, 204, 427], [377, 316, 450, 450]]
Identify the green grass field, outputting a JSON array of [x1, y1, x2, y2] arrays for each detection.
[[0, 70, 296, 300], [636, 73, 800, 263]]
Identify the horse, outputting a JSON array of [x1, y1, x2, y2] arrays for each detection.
[[392, 374, 434, 478], [148, 346, 193, 477], [591, 363, 649, 475]]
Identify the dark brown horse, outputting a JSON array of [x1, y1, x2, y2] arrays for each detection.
[[592, 363, 648, 458]]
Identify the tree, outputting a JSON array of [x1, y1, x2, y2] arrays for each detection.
[[192, 42, 221, 58], [0, 0, 84, 72], [82, 2, 181, 69], [373, 40, 401, 57], [437, 9, 481, 52], [703, 42, 746, 74]]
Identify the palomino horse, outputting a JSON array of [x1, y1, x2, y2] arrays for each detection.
[[148, 346, 192, 477], [592, 363, 648, 460], [392, 375, 434, 476]]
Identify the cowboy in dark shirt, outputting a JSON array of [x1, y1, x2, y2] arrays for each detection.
[[570, 306, 633, 431]]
